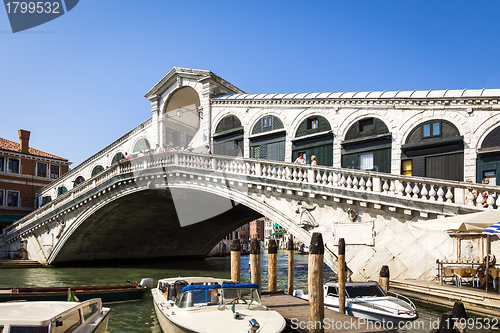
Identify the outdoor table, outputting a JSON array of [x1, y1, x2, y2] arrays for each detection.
[[453, 267, 476, 287]]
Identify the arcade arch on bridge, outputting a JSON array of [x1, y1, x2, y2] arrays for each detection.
[[213, 114, 244, 157], [341, 117, 392, 173], [249, 115, 286, 161], [91, 165, 104, 177], [477, 125, 500, 185], [132, 137, 151, 154], [292, 115, 333, 166], [162, 86, 201, 149], [401, 120, 464, 181]]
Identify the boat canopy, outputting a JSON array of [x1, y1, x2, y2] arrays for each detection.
[[181, 284, 221, 292], [221, 283, 259, 289]]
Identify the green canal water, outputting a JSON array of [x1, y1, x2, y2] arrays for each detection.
[[0, 251, 495, 332]]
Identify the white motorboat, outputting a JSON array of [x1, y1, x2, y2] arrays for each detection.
[[152, 277, 286, 333], [0, 298, 110, 333], [294, 281, 418, 324]]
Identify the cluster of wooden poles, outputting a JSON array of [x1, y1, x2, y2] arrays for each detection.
[[230, 232, 392, 332]]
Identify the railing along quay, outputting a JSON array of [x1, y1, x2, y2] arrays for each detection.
[[2, 151, 498, 245]]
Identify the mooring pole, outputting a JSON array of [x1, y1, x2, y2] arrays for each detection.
[[230, 239, 241, 282], [379, 265, 390, 292], [308, 232, 324, 333], [250, 238, 261, 296], [287, 237, 295, 295], [338, 238, 346, 315], [268, 239, 278, 292]]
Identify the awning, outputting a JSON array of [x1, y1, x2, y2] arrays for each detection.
[[273, 223, 281, 228], [271, 231, 285, 236], [409, 210, 500, 232], [0, 215, 23, 224]]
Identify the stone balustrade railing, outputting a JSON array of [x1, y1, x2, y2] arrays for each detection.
[[3, 151, 499, 244]]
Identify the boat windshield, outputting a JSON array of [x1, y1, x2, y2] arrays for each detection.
[[346, 285, 386, 298], [221, 288, 261, 306], [174, 287, 262, 309]]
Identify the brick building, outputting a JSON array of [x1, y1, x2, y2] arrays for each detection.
[[249, 217, 266, 242], [0, 130, 71, 229]]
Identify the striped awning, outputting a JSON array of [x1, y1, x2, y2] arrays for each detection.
[[483, 222, 500, 235]]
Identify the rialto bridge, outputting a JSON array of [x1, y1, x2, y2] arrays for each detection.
[[2, 67, 500, 281]]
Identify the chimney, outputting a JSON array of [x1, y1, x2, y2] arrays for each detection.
[[18, 129, 30, 154]]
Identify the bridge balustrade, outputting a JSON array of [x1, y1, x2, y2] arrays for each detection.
[[2, 151, 499, 246]]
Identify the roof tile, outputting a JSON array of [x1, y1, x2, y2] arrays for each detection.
[[0, 137, 69, 161]]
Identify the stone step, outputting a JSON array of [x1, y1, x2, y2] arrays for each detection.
[[0, 260, 44, 268]]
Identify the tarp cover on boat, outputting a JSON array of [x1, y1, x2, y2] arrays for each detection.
[[181, 284, 221, 292], [221, 283, 259, 289]]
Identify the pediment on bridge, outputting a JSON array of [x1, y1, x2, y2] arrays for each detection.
[[145, 67, 244, 101]]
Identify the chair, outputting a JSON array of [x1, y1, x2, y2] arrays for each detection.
[[441, 266, 455, 284]]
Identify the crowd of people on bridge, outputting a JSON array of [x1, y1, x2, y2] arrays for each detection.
[[119, 144, 211, 162]]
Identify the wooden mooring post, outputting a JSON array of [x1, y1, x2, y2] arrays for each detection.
[[308, 232, 324, 333], [250, 238, 261, 296], [287, 237, 294, 295], [268, 239, 278, 292], [379, 265, 390, 291], [338, 238, 346, 315], [230, 239, 241, 282]]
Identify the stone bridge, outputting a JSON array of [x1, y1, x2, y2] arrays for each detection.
[[3, 67, 500, 281], [1, 151, 497, 281]]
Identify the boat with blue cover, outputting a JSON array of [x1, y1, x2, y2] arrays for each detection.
[[152, 277, 286, 333]]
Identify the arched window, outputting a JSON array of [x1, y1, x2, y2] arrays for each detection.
[[251, 115, 284, 135], [133, 138, 151, 154], [91, 165, 105, 177], [402, 120, 463, 181], [111, 152, 124, 165], [341, 117, 391, 173], [213, 115, 244, 156]]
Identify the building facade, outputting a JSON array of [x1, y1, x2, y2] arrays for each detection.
[[0, 130, 71, 229]]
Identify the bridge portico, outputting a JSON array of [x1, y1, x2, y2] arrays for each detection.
[[2, 67, 500, 282]]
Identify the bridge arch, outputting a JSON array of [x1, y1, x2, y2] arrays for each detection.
[[47, 177, 314, 265]]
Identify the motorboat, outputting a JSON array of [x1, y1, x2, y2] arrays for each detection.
[[0, 281, 147, 303], [294, 281, 418, 324], [152, 277, 286, 333], [0, 298, 110, 333]]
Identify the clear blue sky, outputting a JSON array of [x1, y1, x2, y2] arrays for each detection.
[[1, 0, 500, 167]]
